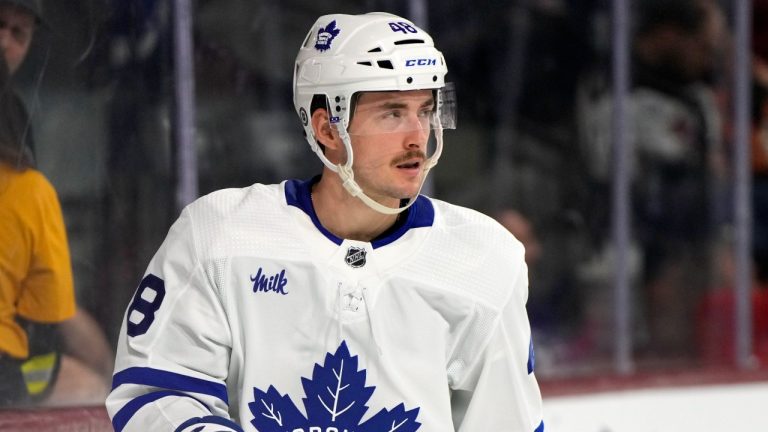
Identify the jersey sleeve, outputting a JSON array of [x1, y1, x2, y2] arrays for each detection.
[[106, 207, 241, 432], [16, 173, 76, 323], [451, 259, 545, 432]]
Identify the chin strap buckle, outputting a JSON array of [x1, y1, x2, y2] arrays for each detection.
[[338, 165, 362, 197]]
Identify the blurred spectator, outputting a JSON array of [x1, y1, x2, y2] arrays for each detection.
[[631, 0, 727, 358], [0, 0, 112, 407], [579, 0, 727, 359], [495, 209, 584, 374]]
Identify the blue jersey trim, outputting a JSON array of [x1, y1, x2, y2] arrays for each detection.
[[534, 419, 545, 432], [285, 176, 343, 246], [371, 192, 434, 248], [112, 367, 229, 404], [174, 415, 244, 432], [284, 176, 434, 249], [112, 391, 211, 432], [527, 338, 536, 374]]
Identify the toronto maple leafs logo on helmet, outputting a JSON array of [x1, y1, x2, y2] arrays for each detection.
[[249, 341, 421, 431], [344, 246, 367, 268], [315, 20, 341, 52]]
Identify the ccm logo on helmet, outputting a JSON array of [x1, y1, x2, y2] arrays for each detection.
[[405, 58, 437, 67]]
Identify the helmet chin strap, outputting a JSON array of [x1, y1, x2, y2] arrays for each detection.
[[333, 122, 444, 215]]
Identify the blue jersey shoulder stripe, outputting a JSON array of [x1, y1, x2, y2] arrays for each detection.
[[174, 415, 244, 432], [112, 390, 211, 432], [535, 420, 545, 431], [112, 367, 229, 404]]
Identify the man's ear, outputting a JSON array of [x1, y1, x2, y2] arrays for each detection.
[[311, 108, 342, 151]]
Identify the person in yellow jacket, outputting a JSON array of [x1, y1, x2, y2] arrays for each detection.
[[0, 158, 76, 403], [0, 0, 112, 407]]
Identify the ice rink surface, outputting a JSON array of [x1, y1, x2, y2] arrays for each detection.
[[544, 380, 768, 432]]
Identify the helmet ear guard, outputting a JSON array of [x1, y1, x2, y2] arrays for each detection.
[[293, 12, 454, 214]]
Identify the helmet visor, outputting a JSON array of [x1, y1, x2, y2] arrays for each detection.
[[346, 84, 456, 137]]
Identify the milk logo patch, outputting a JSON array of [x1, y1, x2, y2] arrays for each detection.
[[315, 20, 341, 52], [344, 246, 367, 268], [251, 267, 289, 295], [248, 341, 421, 431]]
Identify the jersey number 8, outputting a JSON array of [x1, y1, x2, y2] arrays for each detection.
[[126, 274, 166, 337]]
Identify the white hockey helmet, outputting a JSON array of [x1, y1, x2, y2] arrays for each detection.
[[293, 12, 454, 214]]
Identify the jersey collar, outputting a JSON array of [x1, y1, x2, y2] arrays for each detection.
[[284, 176, 434, 249]]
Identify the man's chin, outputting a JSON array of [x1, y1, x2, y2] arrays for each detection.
[[402, 182, 425, 199]]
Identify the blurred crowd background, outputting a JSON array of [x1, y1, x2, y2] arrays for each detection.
[[3, 0, 767, 407]]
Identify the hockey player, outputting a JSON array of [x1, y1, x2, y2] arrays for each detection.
[[106, 12, 544, 432]]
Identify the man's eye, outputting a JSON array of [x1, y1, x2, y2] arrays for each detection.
[[382, 110, 402, 119]]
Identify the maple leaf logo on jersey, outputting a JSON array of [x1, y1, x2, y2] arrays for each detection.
[[315, 20, 341, 52], [248, 341, 421, 432]]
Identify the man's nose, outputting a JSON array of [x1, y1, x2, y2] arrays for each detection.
[[403, 117, 429, 148], [404, 133, 422, 149]]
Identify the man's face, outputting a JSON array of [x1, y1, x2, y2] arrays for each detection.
[[685, 0, 726, 82], [0, 3, 35, 75], [661, 1, 726, 84], [345, 89, 435, 205]]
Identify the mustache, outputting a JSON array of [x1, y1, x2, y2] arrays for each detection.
[[390, 150, 427, 166]]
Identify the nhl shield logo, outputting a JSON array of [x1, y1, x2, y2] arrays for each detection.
[[344, 246, 367, 268]]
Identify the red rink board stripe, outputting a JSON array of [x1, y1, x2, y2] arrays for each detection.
[[540, 366, 768, 397], [0, 406, 112, 432]]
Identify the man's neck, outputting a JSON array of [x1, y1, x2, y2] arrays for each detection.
[[311, 171, 401, 242]]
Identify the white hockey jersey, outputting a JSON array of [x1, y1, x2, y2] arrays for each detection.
[[106, 177, 545, 432]]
